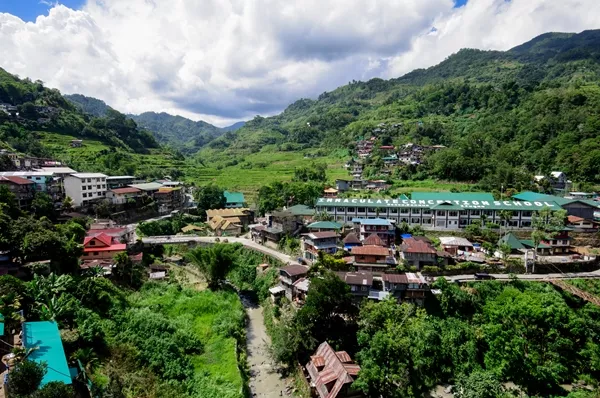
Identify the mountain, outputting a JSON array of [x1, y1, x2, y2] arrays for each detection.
[[129, 112, 225, 153], [222, 121, 246, 132], [65, 94, 113, 117], [200, 29, 600, 187]]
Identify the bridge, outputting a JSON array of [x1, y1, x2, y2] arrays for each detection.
[[141, 236, 300, 266]]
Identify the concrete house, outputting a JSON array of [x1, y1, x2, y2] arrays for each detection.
[[399, 237, 438, 269], [64, 173, 108, 207], [302, 231, 339, 262]]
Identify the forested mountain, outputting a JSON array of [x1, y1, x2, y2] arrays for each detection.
[[130, 112, 226, 153], [0, 68, 158, 156], [201, 29, 600, 187], [65, 93, 113, 117]]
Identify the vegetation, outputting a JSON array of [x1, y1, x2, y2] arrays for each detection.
[[194, 184, 226, 218]]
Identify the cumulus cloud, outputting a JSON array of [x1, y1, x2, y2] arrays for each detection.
[[0, 0, 598, 125]]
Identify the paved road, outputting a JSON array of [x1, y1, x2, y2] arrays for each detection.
[[141, 236, 300, 265], [442, 270, 600, 283]]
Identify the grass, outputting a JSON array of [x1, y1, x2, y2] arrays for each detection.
[[131, 283, 246, 398]]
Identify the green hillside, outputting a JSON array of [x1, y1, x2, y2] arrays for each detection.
[[201, 29, 600, 189], [65, 93, 112, 117]]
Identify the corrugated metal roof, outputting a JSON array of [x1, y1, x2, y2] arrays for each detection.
[[307, 221, 343, 230], [401, 237, 437, 254], [307, 231, 338, 240], [224, 191, 245, 204], [411, 192, 495, 202], [351, 245, 389, 256], [352, 218, 392, 226], [383, 273, 408, 284], [363, 234, 385, 246], [439, 236, 473, 247], [280, 264, 309, 277]]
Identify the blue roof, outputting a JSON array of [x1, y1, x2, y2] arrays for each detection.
[[23, 321, 72, 385], [224, 191, 245, 204], [351, 218, 392, 226]]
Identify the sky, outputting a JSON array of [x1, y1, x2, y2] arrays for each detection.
[[0, 0, 598, 126]]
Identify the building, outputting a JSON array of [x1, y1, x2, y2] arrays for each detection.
[[305, 342, 362, 398], [513, 191, 600, 221], [129, 182, 164, 195], [336, 271, 379, 300], [106, 187, 142, 205], [279, 264, 310, 301], [438, 237, 474, 255], [352, 218, 395, 246], [542, 229, 572, 255], [342, 232, 361, 251], [64, 173, 108, 207], [307, 221, 343, 232], [35, 167, 78, 178], [208, 215, 242, 236], [287, 204, 316, 222], [206, 208, 253, 227], [106, 176, 136, 189], [399, 237, 438, 269], [335, 179, 351, 192], [550, 171, 568, 190], [302, 231, 339, 262], [21, 321, 72, 386], [88, 225, 134, 244], [567, 215, 597, 231], [82, 232, 126, 260], [70, 139, 83, 147], [315, 191, 567, 231], [0, 175, 35, 209], [323, 188, 339, 198], [351, 245, 396, 272], [224, 191, 246, 208], [155, 187, 184, 213]]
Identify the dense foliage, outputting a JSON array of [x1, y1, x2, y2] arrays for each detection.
[[200, 30, 600, 188], [354, 278, 600, 397], [257, 181, 323, 215]]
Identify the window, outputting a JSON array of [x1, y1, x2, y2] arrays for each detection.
[[351, 285, 357, 292], [460, 210, 468, 216], [522, 211, 532, 217], [89, 241, 95, 246], [437, 210, 445, 216], [93, 252, 99, 256], [411, 209, 420, 215], [97, 185, 101, 189], [422, 210, 432, 215], [357, 207, 365, 213], [368, 208, 376, 213], [361, 286, 368, 291], [471, 210, 480, 216], [400, 209, 409, 214], [82, 193, 87, 198], [436, 220, 446, 227], [390, 208, 398, 214], [82, 185, 86, 190], [337, 207, 345, 213], [459, 219, 468, 226], [411, 218, 420, 224], [521, 221, 532, 227], [88, 185, 92, 190], [401, 218, 409, 224], [347, 207, 355, 213], [449, 211, 458, 217], [423, 218, 432, 224]]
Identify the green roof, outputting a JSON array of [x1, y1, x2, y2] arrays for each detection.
[[514, 192, 600, 208], [307, 221, 343, 230], [224, 191, 245, 204], [499, 233, 525, 250], [411, 192, 495, 202], [287, 204, 315, 216], [399, 194, 409, 200], [23, 321, 72, 385], [520, 240, 552, 249]]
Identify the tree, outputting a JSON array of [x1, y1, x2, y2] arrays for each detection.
[[32, 382, 75, 398], [113, 252, 144, 288], [0, 185, 20, 218], [311, 252, 349, 272], [0, 154, 16, 171], [499, 210, 513, 235], [61, 196, 74, 212], [293, 163, 327, 182], [31, 192, 55, 219], [454, 370, 505, 398], [530, 208, 567, 273], [8, 360, 46, 396], [29, 273, 76, 321], [187, 244, 235, 289], [194, 184, 226, 219], [498, 242, 512, 267]]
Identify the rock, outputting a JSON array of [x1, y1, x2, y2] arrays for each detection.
[[444, 385, 453, 394]]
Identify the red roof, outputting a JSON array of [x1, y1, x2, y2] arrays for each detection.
[[84, 232, 113, 247], [383, 273, 408, 284], [401, 237, 437, 254], [363, 234, 384, 246], [83, 243, 126, 253], [567, 215, 585, 223], [380, 145, 395, 149], [351, 245, 390, 256], [306, 342, 360, 398], [342, 232, 361, 244], [0, 175, 34, 185], [111, 187, 141, 195]]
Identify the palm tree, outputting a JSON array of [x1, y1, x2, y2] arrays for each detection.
[[499, 210, 513, 236]]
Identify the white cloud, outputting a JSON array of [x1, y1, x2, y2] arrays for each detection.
[[0, 0, 598, 126]]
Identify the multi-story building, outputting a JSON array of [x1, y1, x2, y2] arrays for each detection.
[[316, 192, 565, 231], [350, 245, 396, 272], [106, 187, 142, 205], [64, 173, 108, 207], [154, 187, 184, 213], [0, 171, 63, 201], [82, 232, 126, 260], [278, 264, 310, 301], [399, 237, 438, 269], [106, 176, 136, 190], [352, 218, 395, 246], [0, 175, 35, 209], [336, 271, 430, 306], [301, 231, 339, 262]]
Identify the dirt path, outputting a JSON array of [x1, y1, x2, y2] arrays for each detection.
[[246, 305, 290, 397]]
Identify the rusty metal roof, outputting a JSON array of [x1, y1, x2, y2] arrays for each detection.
[[351, 245, 390, 256], [306, 342, 360, 398]]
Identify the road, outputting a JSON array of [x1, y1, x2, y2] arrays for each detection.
[[141, 236, 301, 265], [442, 270, 600, 283]]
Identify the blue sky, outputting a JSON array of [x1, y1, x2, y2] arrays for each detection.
[[454, 0, 469, 7], [0, 0, 84, 22]]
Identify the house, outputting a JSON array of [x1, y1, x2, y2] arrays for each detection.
[[70, 139, 83, 148], [342, 232, 361, 251], [439, 237, 474, 255], [567, 215, 597, 231], [279, 264, 310, 301], [519, 239, 553, 255], [550, 171, 568, 190], [20, 321, 72, 386], [335, 179, 351, 192], [305, 342, 362, 398], [513, 191, 600, 221], [541, 229, 572, 255], [365, 180, 388, 191], [352, 218, 395, 246], [64, 173, 108, 207], [35, 166, 78, 179], [307, 221, 343, 232], [399, 237, 437, 269], [106, 187, 142, 205], [206, 208, 253, 227], [128, 182, 164, 196], [154, 187, 184, 213], [497, 232, 526, 255], [0, 175, 36, 209], [88, 225, 134, 244], [293, 277, 310, 302], [336, 271, 377, 300], [106, 176, 136, 190], [224, 191, 246, 208], [403, 272, 430, 305], [269, 209, 303, 236], [302, 231, 339, 262], [324, 187, 339, 198], [82, 232, 126, 260], [208, 215, 242, 236], [287, 204, 316, 222], [380, 145, 395, 151], [351, 245, 396, 272]]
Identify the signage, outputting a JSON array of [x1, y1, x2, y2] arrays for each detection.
[[316, 197, 557, 209]]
